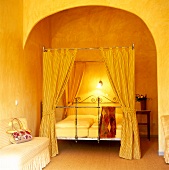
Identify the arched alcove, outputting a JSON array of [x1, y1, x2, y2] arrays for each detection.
[[24, 6, 157, 136]]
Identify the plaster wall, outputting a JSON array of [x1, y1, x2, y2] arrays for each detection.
[[0, 1, 23, 119], [0, 1, 50, 136], [23, 19, 51, 135]]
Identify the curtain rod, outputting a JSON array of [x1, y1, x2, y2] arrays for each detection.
[[43, 44, 134, 52]]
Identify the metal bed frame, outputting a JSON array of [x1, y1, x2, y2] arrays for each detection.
[[56, 95, 121, 142]]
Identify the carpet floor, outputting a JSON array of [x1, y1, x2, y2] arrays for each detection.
[[44, 137, 168, 170]]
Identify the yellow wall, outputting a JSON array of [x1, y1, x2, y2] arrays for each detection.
[[0, 1, 23, 119], [0, 1, 50, 136], [23, 19, 51, 135]]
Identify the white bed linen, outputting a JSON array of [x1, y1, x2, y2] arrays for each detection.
[[56, 128, 89, 138], [55, 110, 123, 139], [55, 115, 96, 138], [56, 115, 96, 128]]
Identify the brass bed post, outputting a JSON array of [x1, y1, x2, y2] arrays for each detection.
[[97, 97, 100, 143], [75, 97, 78, 142]]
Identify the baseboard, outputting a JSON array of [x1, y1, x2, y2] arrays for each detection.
[[140, 135, 163, 156], [158, 151, 164, 156]]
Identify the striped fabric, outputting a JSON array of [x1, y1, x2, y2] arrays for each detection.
[[39, 49, 77, 157], [0, 137, 50, 170], [100, 47, 141, 159], [0, 118, 50, 169], [0, 118, 28, 148], [161, 115, 169, 163], [0, 118, 13, 148]]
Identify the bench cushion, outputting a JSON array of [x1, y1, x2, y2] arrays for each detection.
[[0, 137, 49, 169], [0, 118, 29, 149], [0, 118, 12, 148]]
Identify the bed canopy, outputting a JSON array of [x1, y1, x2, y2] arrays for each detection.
[[39, 45, 141, 160]]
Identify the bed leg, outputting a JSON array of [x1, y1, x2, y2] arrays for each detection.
[[75, 136, 78, 143], [97, 137, 100, 143]]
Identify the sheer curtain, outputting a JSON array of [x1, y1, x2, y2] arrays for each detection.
[[39, 49, 77, 157], [64, 62, 86, 118], [100, 47, 141, 159]]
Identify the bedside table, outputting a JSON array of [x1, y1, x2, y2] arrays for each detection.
[[136, 110, 151, 140]]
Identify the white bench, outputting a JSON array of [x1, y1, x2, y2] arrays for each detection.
[[0, 118, 50, 170]]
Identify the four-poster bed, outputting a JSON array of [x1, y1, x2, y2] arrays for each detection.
[[55, 95, 123, 142], [40, 45, 141, 160]]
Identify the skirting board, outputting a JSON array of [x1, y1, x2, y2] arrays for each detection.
[[158, 151, 164, 156]]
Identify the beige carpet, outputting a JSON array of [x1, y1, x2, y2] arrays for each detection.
[[44, 137, 168, 170]]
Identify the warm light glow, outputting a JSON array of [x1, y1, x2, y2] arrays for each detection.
[[93, 89, 104, 97], [96, 80, 103, 89]]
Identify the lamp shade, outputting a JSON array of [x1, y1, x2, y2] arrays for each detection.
[[96, 80, 103, 88]]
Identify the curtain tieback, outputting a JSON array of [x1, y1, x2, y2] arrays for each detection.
[[122, 107, 136, 120]]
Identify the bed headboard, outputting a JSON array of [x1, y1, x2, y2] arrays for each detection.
[[74, 95, 118, 104], [66, 95, 122, 116]]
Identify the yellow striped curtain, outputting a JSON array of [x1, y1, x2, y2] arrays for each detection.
[[39, 49, 77, 157], [100, 47, 141, 159], [64, 62, 86, 118]]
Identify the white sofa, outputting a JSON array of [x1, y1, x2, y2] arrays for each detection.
[[0, 118, 50, 170]]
